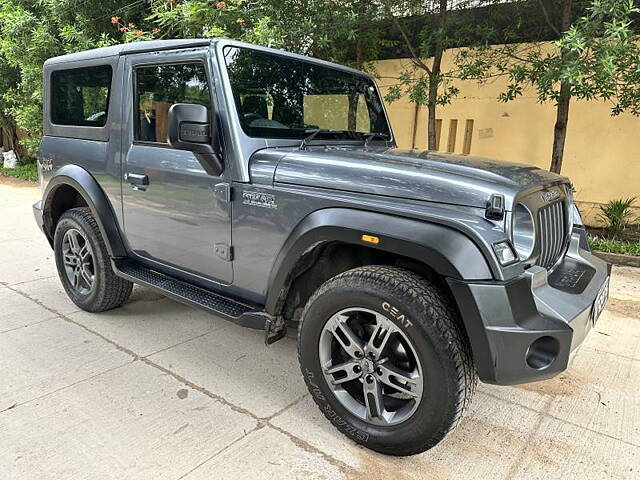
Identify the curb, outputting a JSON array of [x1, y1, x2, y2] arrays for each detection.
[[593, 251, 640, 268]]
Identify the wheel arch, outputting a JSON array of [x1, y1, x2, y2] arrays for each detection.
[[264, 208, 493, 318], [42, 165, 126, 258]]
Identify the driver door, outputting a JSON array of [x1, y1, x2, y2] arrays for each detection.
[[121, 50, 233, 284]]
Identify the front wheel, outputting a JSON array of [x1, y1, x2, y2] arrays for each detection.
[[297, 266, 476, 456]]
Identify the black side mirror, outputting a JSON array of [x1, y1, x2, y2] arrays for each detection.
[[168, 103, 223, 176]]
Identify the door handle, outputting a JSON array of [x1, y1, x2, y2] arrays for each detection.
[[126, 173, 149, 187]]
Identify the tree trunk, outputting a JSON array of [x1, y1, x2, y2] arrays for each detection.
[[427, 0, 447, 150], [550, 81, 570, 173], [550, 0, 573, 173]]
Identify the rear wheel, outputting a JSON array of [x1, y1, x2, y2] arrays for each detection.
[[54, 207, 132, 312], [298, 266, 476, 456]]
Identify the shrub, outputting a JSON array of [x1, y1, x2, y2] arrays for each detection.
[[598, 197, 637, 237]]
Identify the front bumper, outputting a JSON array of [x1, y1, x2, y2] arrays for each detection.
[[448, 231, 611, 385]]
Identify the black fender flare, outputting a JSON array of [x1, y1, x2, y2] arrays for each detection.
[[264, 208, 493, 314], [42, 165, 127, 258]]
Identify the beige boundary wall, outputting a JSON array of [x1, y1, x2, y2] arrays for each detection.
[[373, 49, 640, 226]]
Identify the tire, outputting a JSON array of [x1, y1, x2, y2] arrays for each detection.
[[54, 207, 132, 312], [298, 265, 477, 456]]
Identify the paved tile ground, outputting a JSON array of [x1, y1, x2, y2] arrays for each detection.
[[1, 178, 639, 479]]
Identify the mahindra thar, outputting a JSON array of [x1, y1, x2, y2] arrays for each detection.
[[33, 39, 610, 456]]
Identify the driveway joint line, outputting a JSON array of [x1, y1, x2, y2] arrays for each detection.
[[173, 424, 265, 480], [5, 283, 351, 469], [0, 315, 59, 334], [504, 394, 555, 480], [581, 344, 639, 362], [143, 325, 226, 359], [0, 359, 135, 415], [481, 389, 640, 449], [8, 275, 58, 287]]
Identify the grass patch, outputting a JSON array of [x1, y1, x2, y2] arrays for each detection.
[[0, 163, 38, 182], [588, 234, 640, 256]]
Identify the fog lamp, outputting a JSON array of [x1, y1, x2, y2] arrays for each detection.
[[493, 241, 517, 265]]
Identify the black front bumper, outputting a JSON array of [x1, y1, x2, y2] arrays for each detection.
[[448, 232, 611, 385]]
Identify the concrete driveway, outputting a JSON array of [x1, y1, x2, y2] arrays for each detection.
[[1, 178, 639, 480]]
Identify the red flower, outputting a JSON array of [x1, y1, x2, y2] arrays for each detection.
[[216, 1, 227, 9], [110, 16, 120, 25], [134, 30, 144, 37]]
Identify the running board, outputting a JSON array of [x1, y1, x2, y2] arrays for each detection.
[[112, 259, 265, 330]]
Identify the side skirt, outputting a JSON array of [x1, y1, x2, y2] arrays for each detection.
[[112, 258, 285, 340]]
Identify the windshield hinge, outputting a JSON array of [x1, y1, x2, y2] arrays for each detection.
[[214, 183, 231, 203]]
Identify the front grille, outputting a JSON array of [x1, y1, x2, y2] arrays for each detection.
[[537, 200, 566, 268]]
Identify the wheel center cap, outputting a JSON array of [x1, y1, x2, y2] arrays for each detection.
[[362, 359, 375, 374]]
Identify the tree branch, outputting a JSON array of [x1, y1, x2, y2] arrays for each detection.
[[538, 0, 561, 37], [389, 13, 432, 75]]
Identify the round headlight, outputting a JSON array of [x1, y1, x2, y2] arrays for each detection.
[[512, 203, 535, 260]]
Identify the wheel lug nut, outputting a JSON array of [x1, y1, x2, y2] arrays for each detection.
[[376, 367, 382, 375], [353, 365, 362, 373], [365, 374, 374, 384], [355, 351, 363, 358]]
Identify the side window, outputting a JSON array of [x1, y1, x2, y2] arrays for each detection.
[[134, 63, 210, 144], [51, 65, 112, 127]]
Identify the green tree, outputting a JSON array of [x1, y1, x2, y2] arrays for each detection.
[[382, 0, 501, 150], [456, 0, 640, 173]]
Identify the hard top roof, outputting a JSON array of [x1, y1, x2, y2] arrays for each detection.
[[43, 38, 371, 79], [44, 39, 212, 66]]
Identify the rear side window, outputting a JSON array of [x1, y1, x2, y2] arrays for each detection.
[[134, 63, 210, 144], [50, 65, 112, 127]]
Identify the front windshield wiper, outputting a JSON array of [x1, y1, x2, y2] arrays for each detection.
[[363, 132, 390, 148], [299, 128, 346, 150]]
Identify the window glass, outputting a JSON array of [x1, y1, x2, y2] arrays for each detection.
[[223, 47, 390, 140], [51, 65, 112, 127], [135, 63, 210, 143]]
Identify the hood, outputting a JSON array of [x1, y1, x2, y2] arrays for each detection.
[[272, 147, 567, 210]]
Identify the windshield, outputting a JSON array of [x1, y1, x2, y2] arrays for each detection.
[[223, 46, 391, 141]]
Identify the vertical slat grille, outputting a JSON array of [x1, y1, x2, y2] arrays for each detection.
[[537, 201, 566, 268]]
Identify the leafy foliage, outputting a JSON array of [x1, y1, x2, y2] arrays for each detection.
[[588, 234, 640, 256], [455, 0, 640, 171], [598, 197, 637, 237], [0, 162, 38, 181]]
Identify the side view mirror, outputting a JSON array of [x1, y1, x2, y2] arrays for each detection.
[[167, 103, 223, 176]]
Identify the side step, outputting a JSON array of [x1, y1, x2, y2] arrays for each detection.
[[113, 259, 266, 330]]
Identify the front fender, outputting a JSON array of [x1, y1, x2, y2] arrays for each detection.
[[264, 208, 493, 314], [42, 165, 126, 258]]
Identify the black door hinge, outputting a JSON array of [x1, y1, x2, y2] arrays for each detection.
[[214, 242, 233, 262]]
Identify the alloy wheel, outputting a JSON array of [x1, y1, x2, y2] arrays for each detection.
[[318, 307, 423, 426], [61, 228, 95, 295]]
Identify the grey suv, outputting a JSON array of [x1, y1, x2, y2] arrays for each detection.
[[33, 39, 610, 456]]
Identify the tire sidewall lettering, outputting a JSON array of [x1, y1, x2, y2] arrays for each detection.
[[381, 300, 413, 329], [304, 368, 370, 443]]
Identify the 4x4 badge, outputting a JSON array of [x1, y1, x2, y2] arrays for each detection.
[[242, 191, 277, 209]]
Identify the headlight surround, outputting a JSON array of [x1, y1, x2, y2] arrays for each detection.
[[512, 203, 535, 261]]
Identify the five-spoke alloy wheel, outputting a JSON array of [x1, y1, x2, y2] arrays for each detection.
[[298, 265, 476, 456]]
